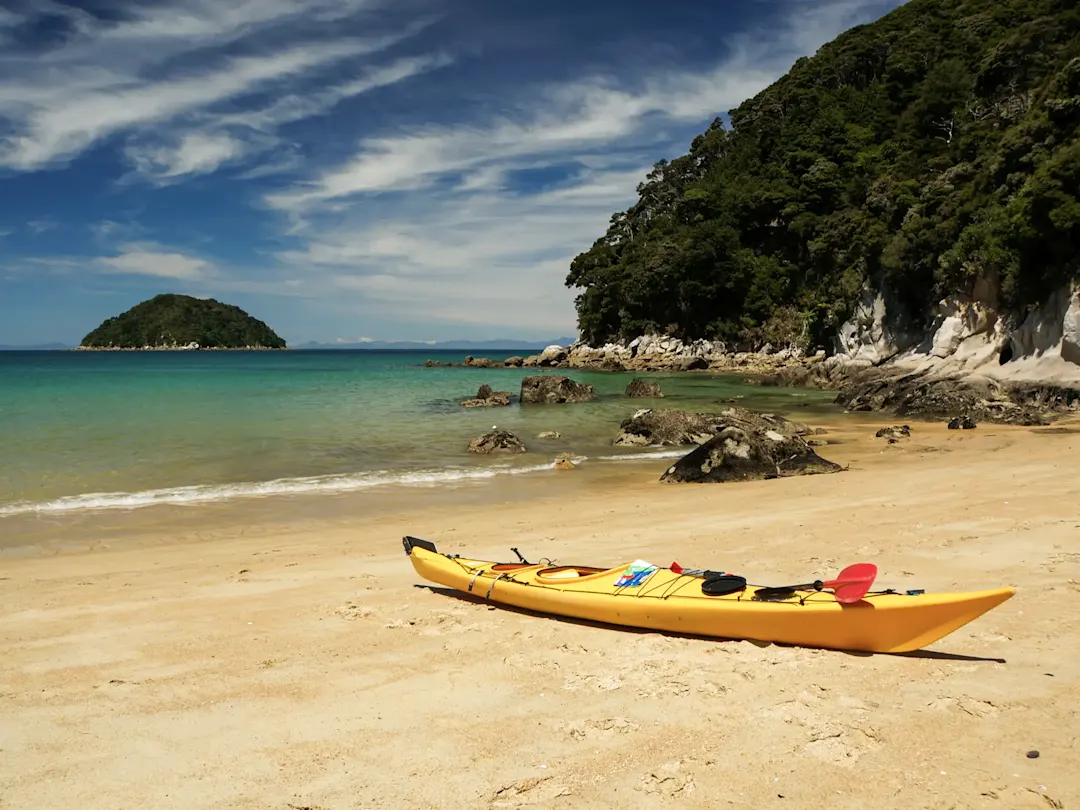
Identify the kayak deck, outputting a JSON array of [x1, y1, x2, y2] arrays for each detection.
[[402, 536, 1015, 654]]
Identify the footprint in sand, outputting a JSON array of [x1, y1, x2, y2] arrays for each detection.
[[348, 573, 383, 591], [802, 731, 865, 765], [489, 776, 571, 808], [636, 680, 691, 698], [636, 761, 697, 798], [384, 611, 483, 635], [503, 652, 561, 672], [567, 716, 639, 741], [562, 673, 622, 692], [928, 695, 1002, 718], [696, 681, 728, 696], [334, 601, 375, 620], [555, 642, 588, 655]]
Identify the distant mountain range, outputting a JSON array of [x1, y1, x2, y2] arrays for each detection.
[[291, 337, 578, 351]]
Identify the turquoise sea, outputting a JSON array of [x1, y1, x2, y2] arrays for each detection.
[[0, 349, 842, 517]]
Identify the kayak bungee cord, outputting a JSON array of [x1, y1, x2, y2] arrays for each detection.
[[430, 543, 911, 605]]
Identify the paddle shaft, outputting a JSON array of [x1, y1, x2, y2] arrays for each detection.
[[671, 562, 877, 595], [780, 576, 868, 592]]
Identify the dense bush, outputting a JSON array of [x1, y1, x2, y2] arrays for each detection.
[[566, 0, 1080, 348]]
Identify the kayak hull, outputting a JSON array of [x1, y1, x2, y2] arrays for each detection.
[[403, 537, 1015, 654]]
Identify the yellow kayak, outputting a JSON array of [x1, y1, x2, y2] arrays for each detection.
[[402, 537, 1015, 654]]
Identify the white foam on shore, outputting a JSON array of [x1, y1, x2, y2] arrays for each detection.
[[0, 447, 687, 517], [0, 459, 585, 516], [599, 448, 688, 462]]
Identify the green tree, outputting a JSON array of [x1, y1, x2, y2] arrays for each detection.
[[565, 0, 1080, 347]]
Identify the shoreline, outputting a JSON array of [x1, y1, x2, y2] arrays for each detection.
[[71, 345, 290, 351], [439, 339, 1080, 426], [0, 404, 896, 545], [2, 417, 1078, 808]]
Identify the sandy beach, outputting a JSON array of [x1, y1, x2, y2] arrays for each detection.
[[3, 416, 1079, 809]]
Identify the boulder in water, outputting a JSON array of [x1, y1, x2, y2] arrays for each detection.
[[875, 425, 911, 441], [461, 384, 512, 408], [625, 378, 664, 398], [613, 408, 727, 446], [520, 374, 595, 404], [468, 429, 527, 454], [678, 356, 708, 371], [659, 410, 843, 483], [537, 345, 569, 366]]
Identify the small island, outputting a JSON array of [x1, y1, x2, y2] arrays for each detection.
[[78, 293, 287, 350]]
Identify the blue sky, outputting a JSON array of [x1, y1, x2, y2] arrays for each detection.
[[0, 0, 905, 346]]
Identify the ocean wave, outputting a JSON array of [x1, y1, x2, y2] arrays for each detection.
[[0, 458, 589, 516]]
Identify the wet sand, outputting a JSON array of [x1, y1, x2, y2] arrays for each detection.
[[2, 417, 1078, 809]]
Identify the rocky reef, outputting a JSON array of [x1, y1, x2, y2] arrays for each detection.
[[467, 429, 527, 454], [430, 277, 1080, 425], [461, 384, 512, 408], [519, 375, 595, 404], [625, 378, 664, 398]]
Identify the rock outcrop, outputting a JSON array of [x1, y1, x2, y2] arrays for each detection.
[[614, 406, 816, 448], [948, 415, 977, 430], [461, 384, 512, 408], [467, 429, 527, 454], [830, 368, 1078, 425], [614, 409, 727, 447], [625, 378, 664, 398], [830, 277, 1080, 380], [659, 410, 842, 484], [520, 375, 595, 404], [875, 425, 911, 442], [537, 345, 569, 366], [536, 430, 562, 439], [504, 333, 823, 376], [428, 273, 1080, 426]]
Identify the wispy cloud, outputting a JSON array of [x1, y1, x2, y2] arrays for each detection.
[[97, 243, 215, 281], [0, 1, 437, 174], [123, 52, 453, 184], [124, 132, 252, 181], [3, 41, 376, 171]]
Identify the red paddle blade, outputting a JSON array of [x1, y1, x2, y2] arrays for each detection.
[[670, 561, 684, 574], [823, 563, 878, 604]]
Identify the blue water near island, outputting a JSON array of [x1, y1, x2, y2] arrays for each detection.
[[0, 349, 842, 515]]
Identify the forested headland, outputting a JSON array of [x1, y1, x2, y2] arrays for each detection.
[[565, 0, 1080, 352]]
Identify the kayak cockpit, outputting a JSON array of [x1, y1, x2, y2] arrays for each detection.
[[534, 565, 620, 581]]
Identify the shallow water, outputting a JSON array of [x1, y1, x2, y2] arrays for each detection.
[[0, 349, 843, 518]]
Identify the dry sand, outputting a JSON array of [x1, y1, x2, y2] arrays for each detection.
[[2, 417, 1079, 809]]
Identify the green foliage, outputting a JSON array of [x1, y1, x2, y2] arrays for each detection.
[[566, 0, 1080, 347], [80, 294, 287, 349]]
